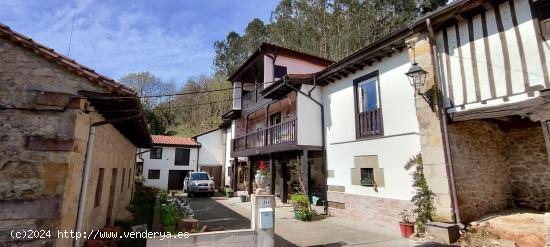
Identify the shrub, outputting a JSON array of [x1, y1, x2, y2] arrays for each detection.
[[160, 202, 181, 234], [405, 154, 435, 233]]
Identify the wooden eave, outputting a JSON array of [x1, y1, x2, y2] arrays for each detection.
[[79, 91, 152, 147], [314, 0, 490, 86]]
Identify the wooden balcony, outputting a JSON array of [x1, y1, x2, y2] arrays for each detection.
[[233, 118, 297, 156], [357, 108, 383, 138]]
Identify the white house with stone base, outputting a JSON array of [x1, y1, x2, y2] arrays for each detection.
[[138, 135, 200, 190]]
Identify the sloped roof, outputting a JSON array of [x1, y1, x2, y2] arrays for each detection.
[[227, 42, 333, 82], [0, 23, 135, 96], [151, 135, 201, 147]]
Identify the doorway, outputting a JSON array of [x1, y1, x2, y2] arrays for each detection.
[[106, 168, 117, 225], [168, 170, 189, 190]]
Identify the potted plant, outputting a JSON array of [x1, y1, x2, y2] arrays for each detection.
[[239, 194, 247, 202], [254, 161, 270, 194], [291, 194, 313, 221], [224, 187, 234, 198], [399, 209, 415, 238]]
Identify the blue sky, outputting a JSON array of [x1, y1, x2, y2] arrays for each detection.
[[0, 0, 279, 84]]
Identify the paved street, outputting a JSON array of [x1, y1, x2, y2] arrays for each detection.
[[183, 194, 445, 247]]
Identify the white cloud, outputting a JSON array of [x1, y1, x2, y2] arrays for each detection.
[[0, 0, 279, 85]]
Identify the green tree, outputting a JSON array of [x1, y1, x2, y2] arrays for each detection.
[[119, 72, 177, 135], [213, 0, 445, 75]]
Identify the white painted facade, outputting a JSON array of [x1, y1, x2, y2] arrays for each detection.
[[224, 126, 233, 186], [138, 146, 199, 190], [196, 129, 225, 167], [435, 0, 549, 113], [322, 50, 421, 200]]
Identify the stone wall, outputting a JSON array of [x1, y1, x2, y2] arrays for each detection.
[[448, 120, 512, 223], [505, 124, 550, 211], [406, 34, 454, 222], [0, 36, 137, 246], [448, 119, 550, 222], [327, 191, 412, 232]]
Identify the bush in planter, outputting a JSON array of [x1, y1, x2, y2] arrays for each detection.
[[224, 187, 234, 198], [160, 202, 181, 234], [239, 194, 247, 202], [291, 194, 315, 221]]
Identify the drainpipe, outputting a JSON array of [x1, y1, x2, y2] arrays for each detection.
[[74, 125, 96, 247], [283, 76, 328, 214], [74, 114, 143, 247], [426, 18, 463, 228]]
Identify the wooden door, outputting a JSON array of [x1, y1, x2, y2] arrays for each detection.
[[200, 166, 222, 189]]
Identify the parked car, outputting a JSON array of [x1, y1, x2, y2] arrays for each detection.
[[183, 171, 215, 197]]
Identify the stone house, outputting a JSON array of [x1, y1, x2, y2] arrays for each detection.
[[138, 135, 200, 190], [0, 23, 151, 246]]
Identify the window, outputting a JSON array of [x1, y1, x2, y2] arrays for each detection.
[[174, 148, 190, 166], [533, 0, 550, 40], [354, 72, 383, 138], [150, 147, 162, 159], [148, 169, 160, 179], [360, 168, 375, 187], [94, 168, 104, 207], [274, 65, 287, 78], [121, 168, 126, 193]]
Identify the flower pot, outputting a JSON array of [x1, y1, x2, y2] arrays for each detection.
[[399, 222, 414, 238], [225, 191, 234, 198], [239, 195, 247, 202], [255, 170, 270, 194]]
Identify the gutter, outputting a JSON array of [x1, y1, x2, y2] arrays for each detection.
[[282, 76, 328, 214], [426, 18, 463, 228], [74, 114, 142, 247]]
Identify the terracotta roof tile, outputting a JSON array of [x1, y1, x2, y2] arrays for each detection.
[[151, 135, 200, 147]]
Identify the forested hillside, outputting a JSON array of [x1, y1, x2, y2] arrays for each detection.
[[121, 0, 446, 137], [214, 0, 446, 77]]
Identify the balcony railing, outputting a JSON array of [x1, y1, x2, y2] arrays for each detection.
[[233, 118, 297, 152], [357, 108, 383, 138]]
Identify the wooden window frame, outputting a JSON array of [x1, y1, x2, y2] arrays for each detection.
[[353, 71, 384, 139], [148, 169, 160, 179], [274, 65, 288, 79], [150, 147, 162, 159]]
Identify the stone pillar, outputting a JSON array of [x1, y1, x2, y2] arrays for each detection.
[[406, 33, 454, 222], [251, 195, 275, 247]]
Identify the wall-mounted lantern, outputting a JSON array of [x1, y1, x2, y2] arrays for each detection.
[[405, 62, 432, 106]]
